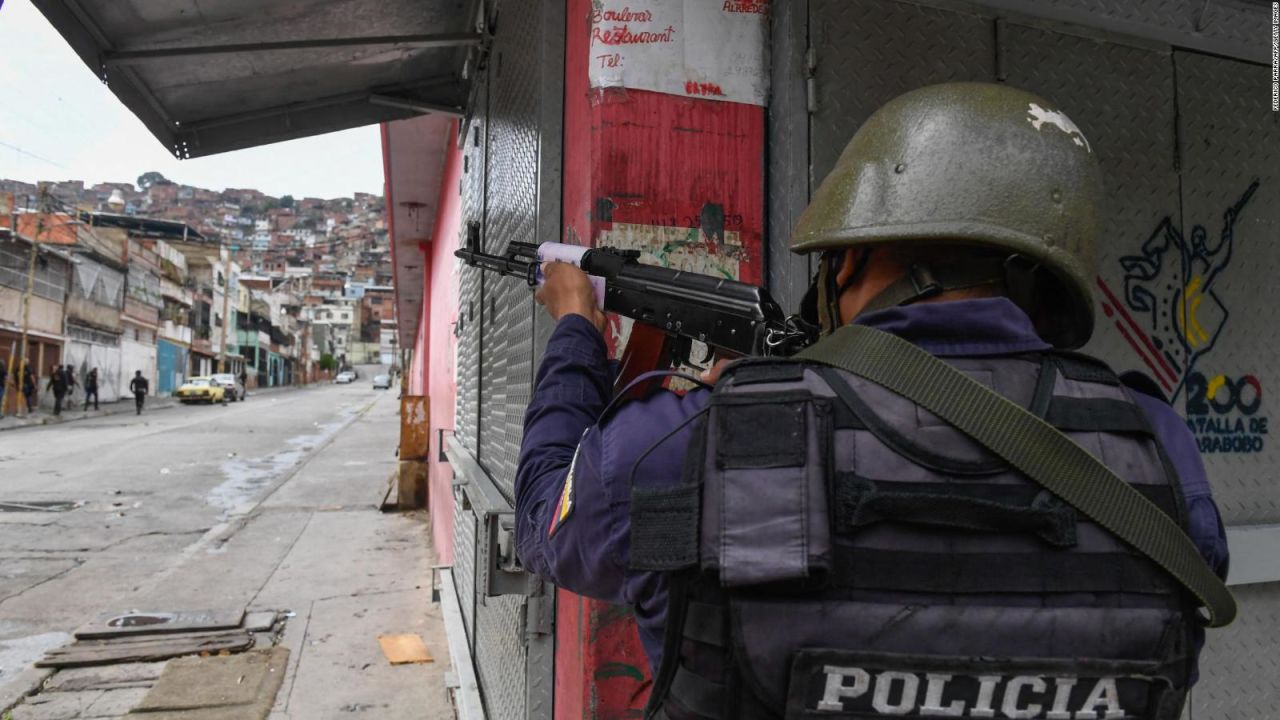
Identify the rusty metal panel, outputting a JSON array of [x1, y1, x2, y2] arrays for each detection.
[[399, 395, 431, 460], [808, 0, 994, 188]]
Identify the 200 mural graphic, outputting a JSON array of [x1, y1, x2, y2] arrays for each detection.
[[1097, 180, 1265, 454]]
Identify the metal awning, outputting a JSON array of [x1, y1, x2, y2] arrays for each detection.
[[383, 114, 454, 349], [33, 0, 480, 158]]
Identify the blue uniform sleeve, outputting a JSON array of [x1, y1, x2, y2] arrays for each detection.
[[1131, 391, 1230, 579], [514, 314, 711, 617], [513, 314, 628, 602]]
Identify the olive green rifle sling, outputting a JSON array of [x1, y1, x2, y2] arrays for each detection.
[[797, 323, 1237, 627]]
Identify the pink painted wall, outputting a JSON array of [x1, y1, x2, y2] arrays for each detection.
[[425, 120, 463, 564], [408, 272, 429, 397]]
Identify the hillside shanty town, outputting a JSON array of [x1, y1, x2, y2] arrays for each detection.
[[2, 1, 1277, 720], [1, 175, 397, 413]]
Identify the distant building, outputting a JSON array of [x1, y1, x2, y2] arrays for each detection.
[[360, 285, 394, 341], [0, 213, 72, 412]]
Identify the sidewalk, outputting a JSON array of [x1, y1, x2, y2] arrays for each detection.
[[0, 396, 179, 432], [0, 388, 451, 719], [0, 384, 312, 433]]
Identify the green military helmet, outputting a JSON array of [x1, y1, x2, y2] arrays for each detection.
[[791, 82, 1103, 348]]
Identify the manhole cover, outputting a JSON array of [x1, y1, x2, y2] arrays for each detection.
[[0, 500, 79, 513], [108, 612, 177, 628], [76, 608, 246, 639]]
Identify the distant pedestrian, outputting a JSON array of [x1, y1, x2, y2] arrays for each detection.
[[0, 362, 8, 419], [47, 364, 67, 416], [22, 366, 36, 413], [64, 364, 78, 404], [239, 369, 248, 399], [83, 368, 99, 411], [129, 370, 149, 415]]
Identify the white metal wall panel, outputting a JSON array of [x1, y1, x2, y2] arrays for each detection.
[[455, 65, 488, 456], [449, 0, 561, 718], [118, 339, 157, 401], [472, 1, 548, 715], [1172, 50, 1280, 719], [64, 337, 122, 404], [453, 486, 479, 643], [1170, 50, 1279, 527], [808, 0, 995, 189], [1000, 24, 1182, 377]]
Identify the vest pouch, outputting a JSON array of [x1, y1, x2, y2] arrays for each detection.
[[724, 598, 1187, 720], [785, 648, 1178, 720], [700, 391, 832, 587]]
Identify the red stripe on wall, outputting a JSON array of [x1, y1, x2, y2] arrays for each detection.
[[1095, 277, 1178, 387], [557, 0, 767, 716]]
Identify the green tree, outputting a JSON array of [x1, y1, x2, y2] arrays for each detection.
[[280, 194, 295, 209], [136, 171, 169, 189], [319, 353, 336, 371]]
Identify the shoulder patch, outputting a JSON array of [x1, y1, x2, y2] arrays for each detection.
[[548, 431, 588, 537]]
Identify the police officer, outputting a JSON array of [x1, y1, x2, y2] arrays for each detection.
[[46, 364, 67, 416], [129, 370, 149, 416], [22, 364, 37, 414], [64, 364, 77, 405], [515, 83, 1229, 720], [83, 367, 99, 411]]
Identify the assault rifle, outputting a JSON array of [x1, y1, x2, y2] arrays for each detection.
[[454, 227, 814, 370]]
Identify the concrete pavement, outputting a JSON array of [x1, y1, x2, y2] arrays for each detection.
[[0, 373, 451, 719], [0, 396, 178, 432], [0, 383, 306, 433]]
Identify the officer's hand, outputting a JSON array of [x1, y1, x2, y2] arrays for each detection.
[[698, 358, 733, 385], [535, 262, 607, 334]]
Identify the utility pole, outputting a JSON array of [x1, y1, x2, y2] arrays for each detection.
[[2, 192, 15, 416], [218, 243, 232, 373], [16, 184, 50, 418], [301, 321, 311, 385]]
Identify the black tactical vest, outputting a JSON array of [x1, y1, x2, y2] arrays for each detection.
[[630, 352, 1196, 720]]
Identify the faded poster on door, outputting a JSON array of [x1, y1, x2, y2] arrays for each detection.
[[589, 0, 769, 105]]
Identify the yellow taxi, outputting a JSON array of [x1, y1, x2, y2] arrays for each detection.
[[176, 376, 227, 404]]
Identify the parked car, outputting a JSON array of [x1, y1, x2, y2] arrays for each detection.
[[372, 374, 392, 390], [334, 371, 355, 384], [176, 377, 227, 404], [210, 373, 244, 402]]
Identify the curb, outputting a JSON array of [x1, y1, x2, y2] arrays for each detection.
[[0, 384, 329, 433], [0, 401, 179, 432]]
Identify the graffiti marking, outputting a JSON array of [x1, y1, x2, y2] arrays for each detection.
[[1102, 180, 1264, 454]]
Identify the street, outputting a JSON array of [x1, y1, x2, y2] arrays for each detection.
[[0, 374, 452, 719]]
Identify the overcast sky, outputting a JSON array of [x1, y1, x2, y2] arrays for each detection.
[[0, 0, 385, 198]]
